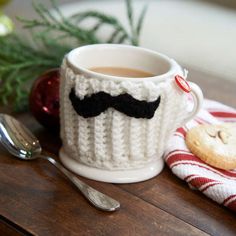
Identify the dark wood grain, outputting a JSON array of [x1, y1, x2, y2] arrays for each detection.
[[0, 69, 236, 236], [0, 216, 30, 236], [0, 146, 207, 236], [120, 167, 236, 236]]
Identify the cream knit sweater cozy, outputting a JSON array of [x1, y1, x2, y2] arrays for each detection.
[[60, 60, 189, 170]]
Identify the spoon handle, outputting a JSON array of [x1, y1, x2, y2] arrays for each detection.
[[39, 155, 120, 211]]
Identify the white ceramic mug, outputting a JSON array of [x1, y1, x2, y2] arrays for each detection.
[[59, 44, 203, 183]]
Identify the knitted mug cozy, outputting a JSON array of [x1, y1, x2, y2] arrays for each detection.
[[60, 60, 189, 170], [59, 44, 203, 183]]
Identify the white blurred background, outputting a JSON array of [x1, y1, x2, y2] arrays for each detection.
[[5, 0, 236, 83]]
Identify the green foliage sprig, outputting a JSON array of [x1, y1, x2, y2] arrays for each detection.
[[0, 0, 147, 111]]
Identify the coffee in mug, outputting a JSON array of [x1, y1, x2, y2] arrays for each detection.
[[89, 67, 154, 77]]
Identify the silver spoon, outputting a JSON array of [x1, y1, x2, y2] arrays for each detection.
[[0, 114, 120, 212]]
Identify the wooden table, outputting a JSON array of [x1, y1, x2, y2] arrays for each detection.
[[0, 68, 236, 236]]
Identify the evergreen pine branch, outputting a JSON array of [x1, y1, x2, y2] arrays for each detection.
[[69, 10, 130, 44], [126, 0, 136, 45], [0, 0, 147, 111], [126, 0, 133, 28], [18, 3, 101, 44], [126, 0, 148, 46], [0, 34, 64, 111], [136, 4, 148, 36]]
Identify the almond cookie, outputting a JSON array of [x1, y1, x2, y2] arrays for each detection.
[[186, 123, 236, 170]]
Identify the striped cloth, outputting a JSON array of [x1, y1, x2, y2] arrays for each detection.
[[164, 99, 236, 212]]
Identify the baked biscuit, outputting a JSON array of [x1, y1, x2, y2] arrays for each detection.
[[186, 123, 236, 170]]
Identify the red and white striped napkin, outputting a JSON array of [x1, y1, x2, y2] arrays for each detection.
[[164, 99, 236, 212]]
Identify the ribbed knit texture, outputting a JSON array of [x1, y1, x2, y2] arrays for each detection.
[[60, 60, 189, 170]]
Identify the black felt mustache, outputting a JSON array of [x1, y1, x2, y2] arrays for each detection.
[[69, 88, 161, 119]]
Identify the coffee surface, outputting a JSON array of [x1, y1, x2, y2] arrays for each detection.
[[89, 67, 154, 78]]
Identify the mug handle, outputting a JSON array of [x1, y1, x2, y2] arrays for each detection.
[[181, 81, 203, 124], [172, 59, 204, 124]]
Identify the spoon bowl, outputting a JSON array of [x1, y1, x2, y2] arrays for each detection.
[[0, 114, 120, 211], [0, 114, 41, 159]]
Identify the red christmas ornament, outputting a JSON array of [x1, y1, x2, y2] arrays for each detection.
[[29, 68, 60, 131]]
